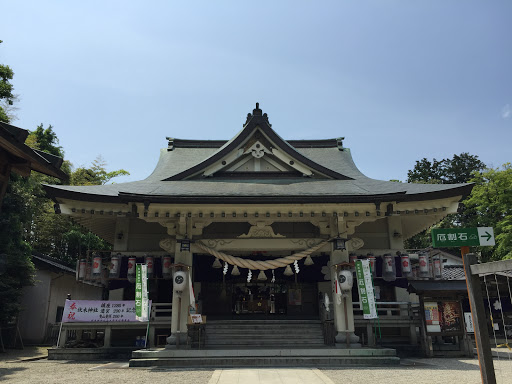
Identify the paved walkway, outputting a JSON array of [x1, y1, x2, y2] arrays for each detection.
[[208, 368, 334, 384]]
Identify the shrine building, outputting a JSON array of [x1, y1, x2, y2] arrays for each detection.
[[44, 103, 472, 354]]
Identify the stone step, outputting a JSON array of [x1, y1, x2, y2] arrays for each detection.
[[206, 329, 323, 335], [206, 340, 326, 346], [129, 355, 400, 368]]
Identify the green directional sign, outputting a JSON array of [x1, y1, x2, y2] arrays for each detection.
[[431, 227, 495, 247]]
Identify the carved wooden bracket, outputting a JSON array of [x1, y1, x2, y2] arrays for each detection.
[[238, 222, 284, 238]]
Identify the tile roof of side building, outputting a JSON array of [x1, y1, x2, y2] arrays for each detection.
[[43, 104, 473, 204]]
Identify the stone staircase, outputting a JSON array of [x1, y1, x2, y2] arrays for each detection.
[[204, 319, 326, 349], [129, 319, 400, 367]]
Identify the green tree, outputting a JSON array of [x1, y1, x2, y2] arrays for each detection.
[[70, 156, 129, 186], [0, 174, 36, 325], [407, 153, 486, 184], [405, 153, 486, 250], [464, 164, 512, 261], [0, 40, 15, 123]]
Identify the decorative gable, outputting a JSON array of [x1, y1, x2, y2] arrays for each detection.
[[163, 103, 353, 181]]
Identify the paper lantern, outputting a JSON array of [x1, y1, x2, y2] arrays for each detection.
[[382, 253, 397, 282], [109, 253, 120, 278], [92, 254, 102, 277], [419, 253, 429, 278], [127, 256, 136, 282], [401, 254, 411, 275], [145, 255, 154, 277], [78, 259, 86, 281], [173, 270, 187, 292], [338, 270, 353, 291], [162, 256, 172, 279]]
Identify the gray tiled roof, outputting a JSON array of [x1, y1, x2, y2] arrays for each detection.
[[44, 107, 472, 203], [45, 144, 470, 202]]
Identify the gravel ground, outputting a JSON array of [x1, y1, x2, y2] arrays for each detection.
[[0, 360, 214, 384], [1, 349, 512, 384], [323, 358, 512, 384]]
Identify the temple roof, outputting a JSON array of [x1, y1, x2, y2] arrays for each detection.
[[44, 104, 473, 204], [0, 121, 67, 180]]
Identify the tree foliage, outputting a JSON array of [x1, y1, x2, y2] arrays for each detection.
[[406, 154, 512, 261], [70, 156, 129, 186], [0, 40, 15, 123], [405, 153, 486, 250], [464, 164, 512, 261], [0, 83, 129, 324], [407, 153, 486, 184]]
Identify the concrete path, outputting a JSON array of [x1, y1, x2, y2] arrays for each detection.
[[208, 368, 334, 384]]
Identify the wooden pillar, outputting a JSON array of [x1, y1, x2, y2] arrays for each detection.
[[463, 253, 496, 384]]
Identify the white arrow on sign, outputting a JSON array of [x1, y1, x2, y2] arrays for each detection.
[[477, 227, 495, 246]]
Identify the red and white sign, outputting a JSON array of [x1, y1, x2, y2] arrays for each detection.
[[62, 300, 151, 323]]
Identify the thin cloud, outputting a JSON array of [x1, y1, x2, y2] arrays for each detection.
[[502, 104, 511, 119]]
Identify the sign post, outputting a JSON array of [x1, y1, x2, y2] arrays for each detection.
[[431, 227, 495, 248]]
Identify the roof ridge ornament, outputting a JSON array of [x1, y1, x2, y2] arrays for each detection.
[[245, 102, 271, 127]]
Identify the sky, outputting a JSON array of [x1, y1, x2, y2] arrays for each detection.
[[1, 1, 511, 183]]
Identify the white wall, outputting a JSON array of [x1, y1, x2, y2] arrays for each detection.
[[18, 270, 103, 344]]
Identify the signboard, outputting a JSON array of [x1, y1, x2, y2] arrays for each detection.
[[355, 260, 378, 319], [62, 300, 148, 322], [425, 301, 462, 334], [424, 301, 441, 333], [135, 264, 149, 322], [431, 227, 495, 247], [464, 312, 474, 333], [439, 301, 462, 332]]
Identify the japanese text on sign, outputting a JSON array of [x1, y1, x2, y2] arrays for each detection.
[[62, 300, 151, 323]]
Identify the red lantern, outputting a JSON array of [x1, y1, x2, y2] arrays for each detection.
[[92, 255, 102, 277], [401, 254, 411, 273], [109, 254, 120, 278], [127, 256, 136, 278], [145, 255, 154, 277], [162, 256, 172, 279]]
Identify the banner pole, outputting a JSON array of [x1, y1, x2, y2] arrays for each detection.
[[144, 290, 150, 348], [56, 297, 69, 348]]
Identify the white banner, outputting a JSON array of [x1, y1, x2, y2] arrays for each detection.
[[136, 264, 149, 322], [62, 300, 146, 322], [355, 259, 378, 319]]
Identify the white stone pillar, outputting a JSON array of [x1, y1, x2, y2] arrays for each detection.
[[166, 237, 193, 347], [330, 244, 359, 346]]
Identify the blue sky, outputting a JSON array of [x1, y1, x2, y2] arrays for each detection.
[[1, 1, 511, 183]]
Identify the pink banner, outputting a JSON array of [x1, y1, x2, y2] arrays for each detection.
[[62, 300, 151, 322]]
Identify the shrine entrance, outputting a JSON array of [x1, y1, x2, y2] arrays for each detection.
[[195, 252, 327, 320], [200, 280, 319, 320]]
